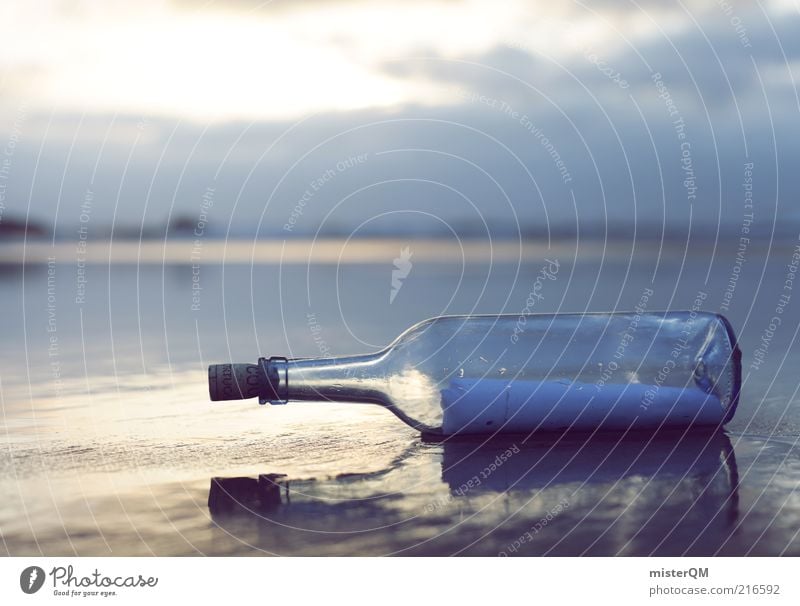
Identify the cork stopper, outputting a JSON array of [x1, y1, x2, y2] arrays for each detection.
[[208, 363, 265, 401]]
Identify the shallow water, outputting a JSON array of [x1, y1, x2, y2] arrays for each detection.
[[1, 238, 799, 555]]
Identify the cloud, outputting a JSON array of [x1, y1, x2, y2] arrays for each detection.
[[1, 0, 799, 237]]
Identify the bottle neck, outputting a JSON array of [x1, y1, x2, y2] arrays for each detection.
[[264, 352, 441, 434], [278, 352, 390, 405]]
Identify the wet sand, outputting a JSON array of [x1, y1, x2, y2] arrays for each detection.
[[1, 243, 799, 555]]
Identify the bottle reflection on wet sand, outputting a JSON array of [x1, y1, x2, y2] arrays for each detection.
[[206, 430, 739, 556]]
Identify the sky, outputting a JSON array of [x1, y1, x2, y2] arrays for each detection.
[[0, 0, 799, 238]]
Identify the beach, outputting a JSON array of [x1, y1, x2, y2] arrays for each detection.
[[1, 237, 799, 555]]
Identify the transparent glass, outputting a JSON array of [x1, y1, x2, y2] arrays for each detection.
[[275, 311, 741, 436]]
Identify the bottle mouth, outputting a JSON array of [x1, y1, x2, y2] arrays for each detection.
[[208, 357, 287, 404], [208, 363, 265, 401]]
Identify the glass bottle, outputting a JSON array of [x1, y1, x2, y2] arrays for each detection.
[[208, 311, 741, 436]]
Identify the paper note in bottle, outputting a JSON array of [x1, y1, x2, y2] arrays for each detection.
[[208, 312, 741, 436]]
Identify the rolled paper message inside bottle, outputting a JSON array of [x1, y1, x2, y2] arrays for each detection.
[[440, 377, 725, 435], [208, 310, 741, 436]]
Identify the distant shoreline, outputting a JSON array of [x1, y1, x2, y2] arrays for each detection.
[[0, 236, 794, 265]]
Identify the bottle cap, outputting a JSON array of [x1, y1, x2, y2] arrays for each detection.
[[208, 363, 265, 401]]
